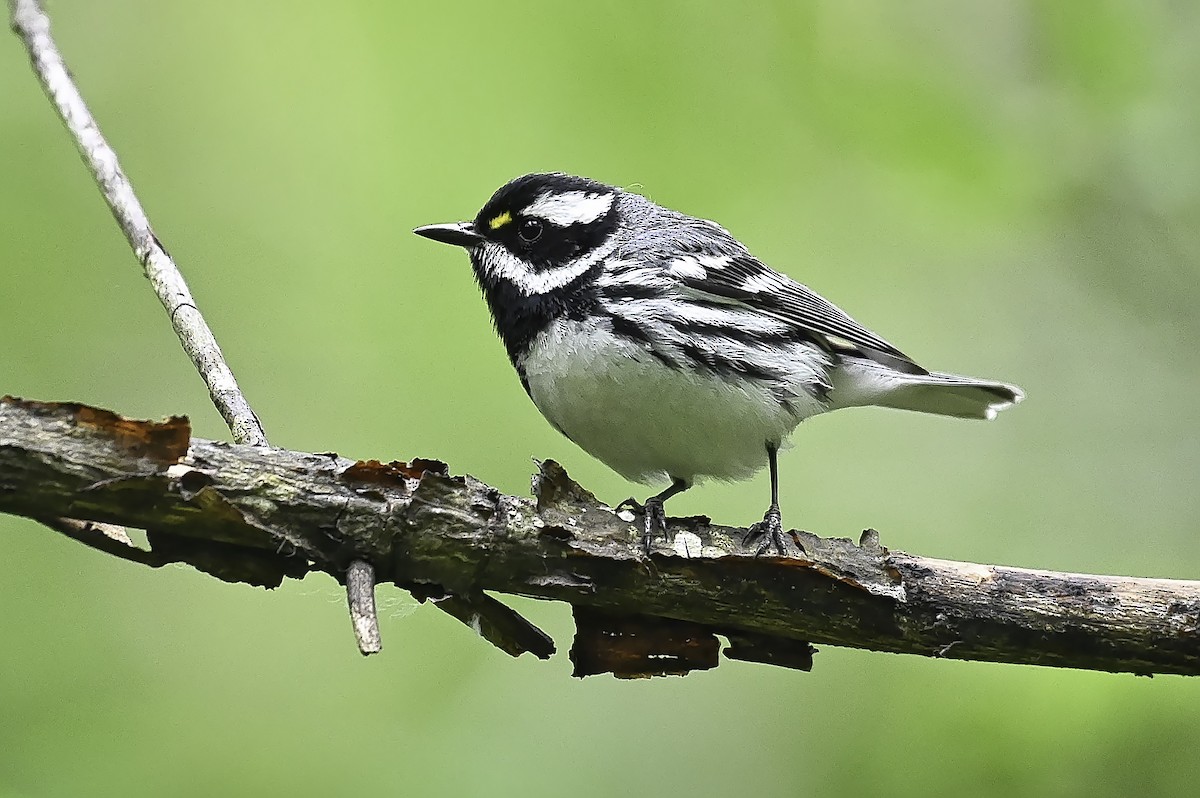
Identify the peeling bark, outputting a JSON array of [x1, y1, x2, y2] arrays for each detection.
[[2, 396, 1198, 677]]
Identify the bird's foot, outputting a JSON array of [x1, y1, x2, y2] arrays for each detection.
[[745, 503, 795, 556], [617, 496, 667, 555]]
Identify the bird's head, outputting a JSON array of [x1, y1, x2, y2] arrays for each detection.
[[414, 172, 621, 298]]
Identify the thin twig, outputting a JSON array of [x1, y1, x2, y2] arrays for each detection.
[[431, 593, 555, 659], [37, 517, 168, 567], [9, 0, 265, 446], [345, 560, 383, 655], [10, 0, 393, 655]]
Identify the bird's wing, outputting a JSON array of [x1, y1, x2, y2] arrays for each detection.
[[666, 248, 928, 375]]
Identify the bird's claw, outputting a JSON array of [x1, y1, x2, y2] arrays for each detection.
[[745, 504, 795, 556], [618, 496, 666, 555]]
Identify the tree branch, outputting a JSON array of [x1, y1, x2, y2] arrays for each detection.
[[4, 396, 1198, 677]]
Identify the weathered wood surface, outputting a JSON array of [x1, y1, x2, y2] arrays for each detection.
[[2, 396, 1198, 676]]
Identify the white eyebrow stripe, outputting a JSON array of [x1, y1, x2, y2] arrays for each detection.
[[524, 191, 615, 226]]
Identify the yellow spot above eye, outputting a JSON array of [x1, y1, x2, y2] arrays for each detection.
[[488, 211, 512, 230]]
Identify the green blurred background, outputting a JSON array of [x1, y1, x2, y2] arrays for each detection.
[[3, 1, 1199, 795]]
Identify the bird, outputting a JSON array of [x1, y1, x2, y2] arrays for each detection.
[[414, 173, 1023, 555]]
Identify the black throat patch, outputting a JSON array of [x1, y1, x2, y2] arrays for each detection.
[[469, 251, 604, 368]]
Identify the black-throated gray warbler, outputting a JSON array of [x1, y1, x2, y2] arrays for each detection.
[[414, 173, 1023, 554]]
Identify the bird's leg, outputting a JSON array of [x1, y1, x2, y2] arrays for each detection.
[[617, 478, 689, 555], [745, 443, 794, 555]]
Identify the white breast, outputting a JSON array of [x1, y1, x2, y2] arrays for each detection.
[[518, 317, 830, 485]]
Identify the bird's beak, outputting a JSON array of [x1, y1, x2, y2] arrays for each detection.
[[413, 221, 484, 248]]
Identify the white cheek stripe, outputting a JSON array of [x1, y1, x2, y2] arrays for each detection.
[[524, 191, 614, 226], [479, 240, 614, 296]]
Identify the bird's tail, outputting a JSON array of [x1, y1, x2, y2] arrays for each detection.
[[830, 358, 1024, 420]]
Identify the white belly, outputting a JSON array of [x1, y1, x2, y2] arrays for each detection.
[[518, 317, 830, 485]]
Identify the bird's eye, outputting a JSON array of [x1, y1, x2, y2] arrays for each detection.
[[518, 218, 544, 243]]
